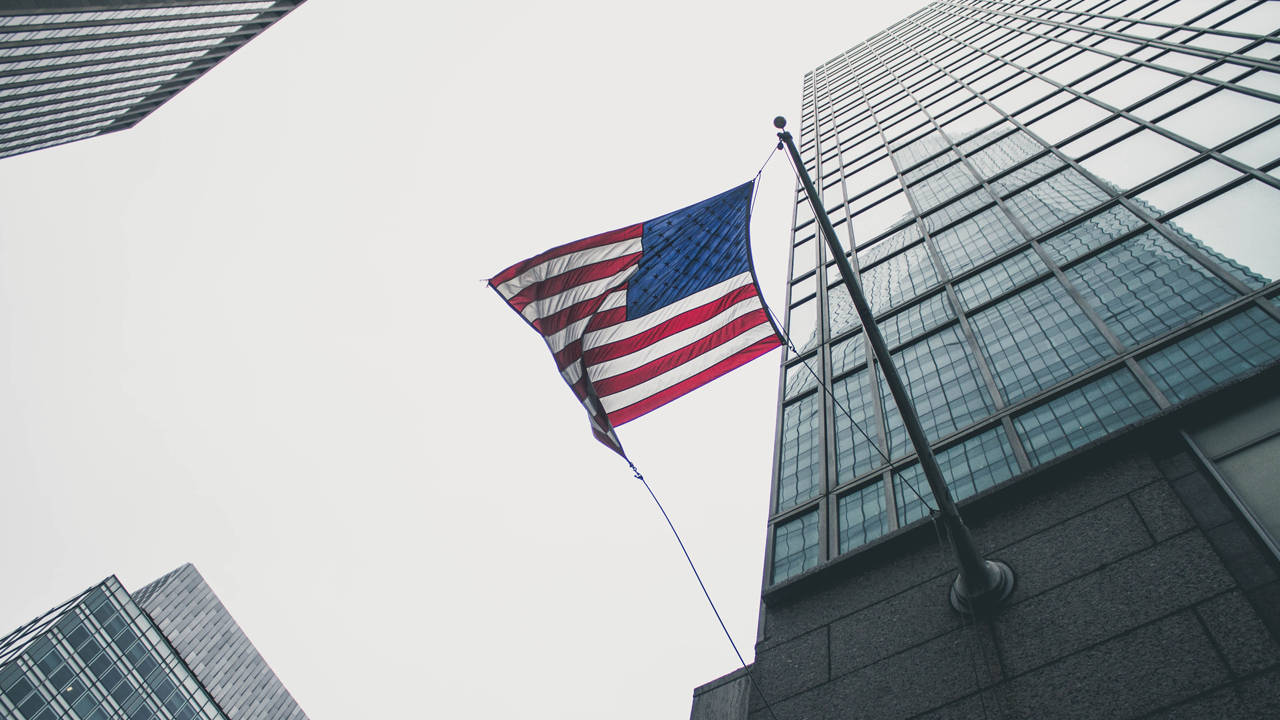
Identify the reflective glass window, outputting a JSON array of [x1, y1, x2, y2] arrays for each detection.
[[788, 296, 819, 352], [881, 292, 955, 348], [833, 368, 881, 482], [784, 355, 820, 400], [967, 129, 1043, 180], [837, 482, 889, 552], [777, 393, 822, 512], [1080, 130, 1199, 192], [932, 205, 1024, 277], [922, 187, 994, 233], [908, 161, 979, 211], [1005, 168, 1110, 237], [1159, 87, 1280, 150], [1139, 307, 1280, 404], [954, 248, 1044, 309], [1134, 159, 1242, 216], [1162, 180, 1280, 286], [772, 510, 820, 583], [857, 223, 920, 268], [881, 325, 995, 456], [860, 242, 940, 314], [970, 279, 1114, 403], [1013, 369, 1159, 465], [894, 425, 1020, 526], [1041, 204, 1146, 264], [831, 332, 865, 378], [1067, 230, 1238, 346]]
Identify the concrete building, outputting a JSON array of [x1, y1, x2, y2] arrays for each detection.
[[693, 0, 1280, 717], [0, 565, 308, 720], [0, 1, 305, 160]]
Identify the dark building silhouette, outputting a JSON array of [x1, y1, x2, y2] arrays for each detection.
[[0, 1, 305, 160], [0, 564, 309, 720], [694, 0, 1280, 717]]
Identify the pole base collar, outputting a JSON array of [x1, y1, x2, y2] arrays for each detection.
[[949, 560, 1015, 615]]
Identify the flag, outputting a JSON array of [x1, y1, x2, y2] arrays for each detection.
[[489, 180, 783, 455]]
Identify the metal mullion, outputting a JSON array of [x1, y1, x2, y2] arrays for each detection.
[[0, 14, 281, 51], [0, 51, 225, 93], [933, 2, 1280, 111], [0, 73, 182, 110], [885, 21, 1137, 364], [0, 8, 284, 34], [0, 108, 130, 147], [861, 32, 1013, 431], [0, 21, 270, 57], [942, 0, 1280, 72], [909, 10, 1280, 207], [853, 39, 979, 526], [827, 52, 896, 527], [813, 69, 849, 565], [1001, 411, 1034, 472], [995, 0, 1274, 44], [0, 36, 236, 77], [766, 81, 822, 587], [0, 97, 145, 132], [0, 84, 153, 121]]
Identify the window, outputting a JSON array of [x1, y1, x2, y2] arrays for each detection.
[[1188, 394, 1280, 558]]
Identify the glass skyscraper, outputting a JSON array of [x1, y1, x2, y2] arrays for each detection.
[[132, 566, 307, 720], [0, 1, 306, 160], [0, 566, 308, 720], [768, 0, 1280, 586]]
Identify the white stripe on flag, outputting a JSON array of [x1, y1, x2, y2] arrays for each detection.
[[585, 291, 765, 382], [582, 273, 756, 346], [493, 237, 643, 299], [543, 290, 627, 353], [519, 265, 637, 324], [597, 323, 777, 414]]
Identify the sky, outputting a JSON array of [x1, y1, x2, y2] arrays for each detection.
[[0, 2, 932, 718]]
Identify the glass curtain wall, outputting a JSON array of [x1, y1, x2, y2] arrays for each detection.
[[0, 1, 304, 159], [0, 577, 229, 720], [769, 0, 1280, 585]]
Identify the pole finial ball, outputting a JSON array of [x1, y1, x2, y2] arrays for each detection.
[[773, 116, 787, 129]]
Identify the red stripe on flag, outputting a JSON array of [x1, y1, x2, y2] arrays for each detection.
[[555, 339, 582, 372], [552, 301, 628, 369], [505, 252, 641, 312], [489, 224, 643, 287], [591, 309, 775, 397], [582, 284, 760, 365], [532, 294, 610, 337], [605, 336, 782, 426]]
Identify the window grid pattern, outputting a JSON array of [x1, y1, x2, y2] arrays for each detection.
[[894, 424, 1020, 526], [837, 481, 890, 553], [0, 2, 303, 159], [0, 578, 229, 720], [772, 510, 820, 583], [770, 0, 1280, 584]]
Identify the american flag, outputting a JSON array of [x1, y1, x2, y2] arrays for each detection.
[[489, 181, 783, 455]]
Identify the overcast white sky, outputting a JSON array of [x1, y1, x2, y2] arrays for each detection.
[[0, 2, 931, 718]]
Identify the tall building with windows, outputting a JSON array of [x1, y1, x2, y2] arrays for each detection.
[[693, 1, 1280, 717], [0, 565, 309, 720], [0, 1, 305, 160]]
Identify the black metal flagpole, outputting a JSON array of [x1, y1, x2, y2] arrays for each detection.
[[774, 116, 1014, 614]]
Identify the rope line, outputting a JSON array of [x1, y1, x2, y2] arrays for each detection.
[[771, 147, 938, 514], [626, 459, 782, 720], [761, 304, 937, 515]]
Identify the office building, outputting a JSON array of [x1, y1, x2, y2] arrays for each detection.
[[0, 1, 305, 160], [0, 565, 308, 720], [694, 0, 1280, 717], [132, 565, 307, 720]]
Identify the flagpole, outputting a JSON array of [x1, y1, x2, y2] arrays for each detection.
[[773, 116, 1014, 614]]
